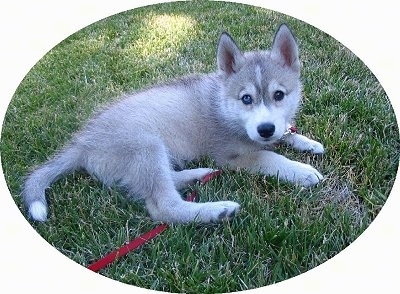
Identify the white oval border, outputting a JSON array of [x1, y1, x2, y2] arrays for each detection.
[[0, 1, 398, 293]]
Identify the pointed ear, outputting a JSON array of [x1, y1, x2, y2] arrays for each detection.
[[270, 24, 300, 72], [217, 32, 244, 75]]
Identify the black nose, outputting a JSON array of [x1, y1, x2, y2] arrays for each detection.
[[257, 123, 275, 138]]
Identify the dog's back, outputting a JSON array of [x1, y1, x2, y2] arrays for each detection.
[[79, 74, 224, 165]]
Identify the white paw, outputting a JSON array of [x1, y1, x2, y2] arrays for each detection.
[[286, 162, 323, 187], [198, 201, 240, 222], [147, 200, 240, 224], [289, 134, 325, 154], [307, 140, 324, 154]]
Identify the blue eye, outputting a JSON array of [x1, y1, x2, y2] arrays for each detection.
[[241, 94, 253, 105]]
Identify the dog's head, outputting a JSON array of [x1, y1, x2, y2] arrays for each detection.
[[217, 24, 302, 145]]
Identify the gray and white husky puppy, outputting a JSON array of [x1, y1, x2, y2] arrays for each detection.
[[23, 24, 324, 224]]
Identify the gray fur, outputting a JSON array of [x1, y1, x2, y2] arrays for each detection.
[[22, 24, 324, 223]]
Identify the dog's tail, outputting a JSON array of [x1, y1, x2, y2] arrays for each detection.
[[22, 144, 83, 221]]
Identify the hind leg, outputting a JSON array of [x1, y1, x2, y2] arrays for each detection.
[[144, 168, 240, 224], [145, 167, 239, 223], [145, 195, 240, 224], [117, 140, 239, 223]]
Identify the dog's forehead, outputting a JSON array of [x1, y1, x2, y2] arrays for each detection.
[[242, 51, 300, 90]]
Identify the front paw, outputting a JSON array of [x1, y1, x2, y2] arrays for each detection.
[[291, 135, 325, 154], [306, 140, 324, 154], [285, 162, 323, 187]]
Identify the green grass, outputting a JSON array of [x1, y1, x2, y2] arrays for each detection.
[[1, 1, 399, 292]]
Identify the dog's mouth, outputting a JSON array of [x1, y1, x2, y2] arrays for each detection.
[[247, 131, 282, 145], [254, 136, 280, 146]]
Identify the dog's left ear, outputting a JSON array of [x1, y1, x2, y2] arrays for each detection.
[[217, 32, 244, 75], [271, 24, 300, 72]]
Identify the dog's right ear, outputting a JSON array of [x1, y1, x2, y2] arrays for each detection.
[[217, 32, 244, 75]]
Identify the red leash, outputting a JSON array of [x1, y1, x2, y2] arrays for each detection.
[[87, 170, 222, 272]]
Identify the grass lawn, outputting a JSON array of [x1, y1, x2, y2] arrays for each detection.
[[1, 1, 399, 292]]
